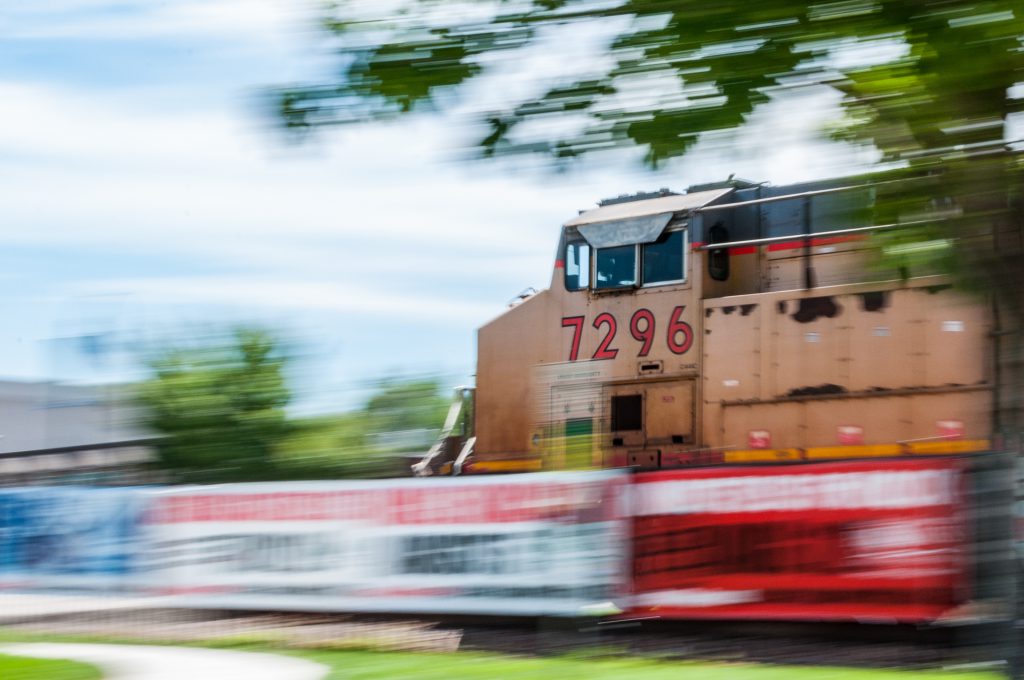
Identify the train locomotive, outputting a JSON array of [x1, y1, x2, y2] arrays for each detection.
[[417, 176, 994, 475]]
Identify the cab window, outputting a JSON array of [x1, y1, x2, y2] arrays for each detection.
[[564, 241, 591, 291], [642, 229, 686, 286], [595, 245, 637, 290]]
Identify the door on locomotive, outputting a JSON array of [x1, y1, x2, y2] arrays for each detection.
[[605, 381, 695, 468]]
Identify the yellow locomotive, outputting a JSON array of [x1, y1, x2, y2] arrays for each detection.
[[417, 177, 992, 475]]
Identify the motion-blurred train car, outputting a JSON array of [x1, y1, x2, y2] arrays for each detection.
[[417, 177, 994, 475]]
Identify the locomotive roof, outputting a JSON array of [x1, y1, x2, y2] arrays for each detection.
[[564, 187, 734, 228]]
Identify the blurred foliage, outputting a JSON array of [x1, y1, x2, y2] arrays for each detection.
[[138, 328, 291, 483], [277, 0, 1023, 427], [138, 329, 451, 482], [275, 0, 1023, 291], [274, 378, 451, 479], [363, 377, 451, 434], [277, 0, 1021, 168]]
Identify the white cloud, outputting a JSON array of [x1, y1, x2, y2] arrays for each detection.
[[0, 79, 564, 317], [71, 276, 502, 322], [0, 75, 880, 322], [0, 0, 886, 399], [2, 0, 309, 42]]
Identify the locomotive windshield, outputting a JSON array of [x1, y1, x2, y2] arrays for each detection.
[[569, 226, 688, 291], [595, 245, 637, 289], [642, 229, 686, 285]]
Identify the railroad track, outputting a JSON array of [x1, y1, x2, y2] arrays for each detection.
[[2, 605, 1004, 670]]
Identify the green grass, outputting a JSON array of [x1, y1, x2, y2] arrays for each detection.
[[0, 630, 1004, 680], [288, 648, 1005, 680], [0, 653, 101, 680]]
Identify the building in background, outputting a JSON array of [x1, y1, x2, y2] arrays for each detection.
[[0, 380, 154, 486]]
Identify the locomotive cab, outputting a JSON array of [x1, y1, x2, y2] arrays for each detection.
[[463, 178, 993, 474]]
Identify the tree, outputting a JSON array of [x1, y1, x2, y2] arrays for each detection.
[[363, 377, 451, 442], [276, 0, 1024, 428], [277, 2, 1020, 165], [138, 328, 291, 483], [273, 376, 451, 478]]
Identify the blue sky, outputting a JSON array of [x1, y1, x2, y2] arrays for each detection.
[[1, 0, 885, 413]]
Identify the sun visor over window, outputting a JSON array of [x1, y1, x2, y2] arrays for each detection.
[[565, 187, 733, 248], [576, 214, 673, 249]]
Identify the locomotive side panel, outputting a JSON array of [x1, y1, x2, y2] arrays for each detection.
[[846, 289, 926, 392], [919, 288, 992, 387], [475, 290, 554, 461], [703, 282, 993, 454], [770, 294, 850, 397]]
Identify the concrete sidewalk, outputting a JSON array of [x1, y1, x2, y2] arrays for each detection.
[[0, 593, 171, 623], [0, 643, 328, 680]]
